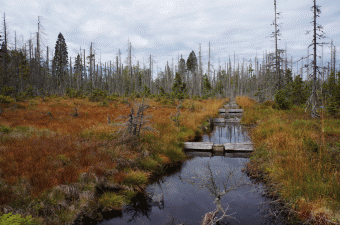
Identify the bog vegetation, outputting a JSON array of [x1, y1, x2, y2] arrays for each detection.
[[238, 96, 340, 224], [0, 0, 340, 224], [0, 96, 224, 224]]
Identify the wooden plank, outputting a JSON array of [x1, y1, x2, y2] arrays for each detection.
[[184, 142, 253, 152], [184, 142, 213, 150], [219, 109, 243, 113], [212, 118, 241, 123], [224, 117, 241, 122], [223, 143, 253, 151], [224, 104, 239, 108], [213, 118, 225, 123], [220, 113, 243, 117]]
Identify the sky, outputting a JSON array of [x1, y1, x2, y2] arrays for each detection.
[[2, 0, 340, 78]]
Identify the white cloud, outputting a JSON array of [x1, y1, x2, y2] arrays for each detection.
[[1, 0, 340, 76]]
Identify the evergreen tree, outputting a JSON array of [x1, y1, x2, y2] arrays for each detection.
[[74, 53, 83, 90], [186, 50, 197, 73], [178, 56, 187, 82], [172, 72, 187, 99], [53, 32, 68, 93], [291, 75, 308, 106], [202, 74, 212, 97]]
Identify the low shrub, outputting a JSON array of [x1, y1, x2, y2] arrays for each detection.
[[0, 125, 12, 134], [0, 95, 15, 103], [274, 90, 292, 110]]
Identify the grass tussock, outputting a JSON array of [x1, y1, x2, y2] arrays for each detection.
[[238, 96, 340, 224], [0, 96, 225, 224]]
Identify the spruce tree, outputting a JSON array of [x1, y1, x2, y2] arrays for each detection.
[[53, 32, 68, 93], [186, 51, 197, 73]]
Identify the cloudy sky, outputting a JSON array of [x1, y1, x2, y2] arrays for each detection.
[[2, 0, 340, 78]]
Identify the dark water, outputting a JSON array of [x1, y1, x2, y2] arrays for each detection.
[[202, 122, 251, 144], [84, 121, 289, 225]]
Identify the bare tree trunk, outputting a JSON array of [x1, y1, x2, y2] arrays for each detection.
[[307, 0, 319, 118]]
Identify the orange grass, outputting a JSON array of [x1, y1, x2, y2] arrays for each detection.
[[0, 135, 116, 199], [239, 96, 340, 223], [0, 97, 225, 207]]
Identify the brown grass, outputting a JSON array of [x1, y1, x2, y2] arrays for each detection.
[[0, 96, 225, 215], [239, 96, 340, 224]]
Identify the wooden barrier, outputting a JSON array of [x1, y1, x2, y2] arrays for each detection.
[[184, 142, 253, 152], [218, 108, 243, 113]]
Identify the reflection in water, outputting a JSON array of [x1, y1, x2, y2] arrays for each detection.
[[202, 122, 251, 144], [99, 156, 288, 225], [95, 122, 290, 225], [181, 161, 247, 224]]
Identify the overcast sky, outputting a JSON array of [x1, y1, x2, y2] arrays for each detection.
[[2, 0, 340, 78]]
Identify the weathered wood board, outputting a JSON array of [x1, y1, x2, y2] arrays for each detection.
[[220, 113, 243, 117], [184, 142, 213, 150], [213, 118, 226, 123], [213, 118, 241, 123], [224, 104, 239, 108], [184, 142, 253, 152], [219, 109, 243, 113], [223, 143, 253, 151]]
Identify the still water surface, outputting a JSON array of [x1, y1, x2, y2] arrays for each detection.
[[94, 122, 287, 225]]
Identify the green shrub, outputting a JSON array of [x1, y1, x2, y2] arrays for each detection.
[[66, 88, 83, 98], [274, 90, 292, 110], [0, 95, 15, 103], [89, 89, 107, 102], [0, 125, 12, 134], [98, 100, 109, 107], [0, 212, 35, 225], [326, 100, 339, 116]]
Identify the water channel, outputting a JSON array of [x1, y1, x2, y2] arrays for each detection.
[[83, 117, 290, 225]]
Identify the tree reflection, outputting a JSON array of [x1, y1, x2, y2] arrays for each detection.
[[123, 191, 153, 223], [123, 180, 165, 223], [183, 162, 247, 225]]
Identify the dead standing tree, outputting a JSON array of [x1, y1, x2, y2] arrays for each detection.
[[305, 0, 326, 118], [118, 97, 155, 139]]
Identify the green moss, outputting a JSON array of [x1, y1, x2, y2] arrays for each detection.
[[0, 212, 36, 225]]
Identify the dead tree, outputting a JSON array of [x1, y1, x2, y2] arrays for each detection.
[[118, 97, 155, 137], [305, 0, 326, 118]]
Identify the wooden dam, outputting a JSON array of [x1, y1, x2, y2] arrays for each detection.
[[184, 101, 254, 153]]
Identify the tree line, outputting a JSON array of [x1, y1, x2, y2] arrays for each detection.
[[0, 0, 339, 116]]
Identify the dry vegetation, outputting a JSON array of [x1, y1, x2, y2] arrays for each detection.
[[0, 96, 225, 224], [237, 96, 340, 224]]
